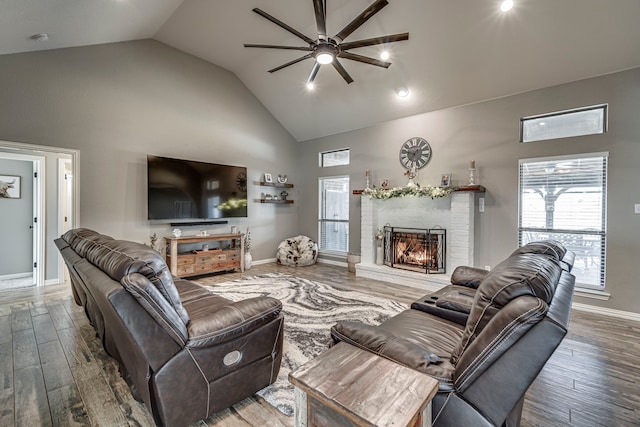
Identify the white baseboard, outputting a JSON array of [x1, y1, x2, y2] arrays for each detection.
[[44, 279, 61, 286], [0, 272, 31, 280], [251, 258, 276, 266], [318, 258, 347, 268], [572, 302, 640, 322]]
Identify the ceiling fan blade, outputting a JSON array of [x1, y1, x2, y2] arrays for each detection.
[[244, 44, 313, 51], [268, 53, 314, 73], [338, 51, 391, 68], [312, 0, 327, 39], [339, 33, 409, 50], [332, 59, 354, 84], [307, 63, 321, 84], [333, 0, 389, 43], [252, 8, 315, 45]]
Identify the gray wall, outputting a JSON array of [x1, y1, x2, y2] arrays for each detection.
[[0, 158, 32, 275], [0, 40, 299, 262], [297, 67, 640, 314]]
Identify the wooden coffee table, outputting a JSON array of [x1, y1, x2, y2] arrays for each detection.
[[289, 342, 439, 427]]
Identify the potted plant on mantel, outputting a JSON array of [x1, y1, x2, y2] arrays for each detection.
[[244, 228, 252, 270]]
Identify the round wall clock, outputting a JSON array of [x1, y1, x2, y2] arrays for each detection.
[[399, 137, 432, 170], [236, 172, 247, 192]]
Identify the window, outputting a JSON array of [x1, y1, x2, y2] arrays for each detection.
[[520, 104, 607, 143], [518, 153, 608, 289], [320, 149, 350, 167], [318, 176, 349, 253]]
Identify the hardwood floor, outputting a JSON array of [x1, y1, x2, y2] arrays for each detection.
[[0, 263, 638, 426]]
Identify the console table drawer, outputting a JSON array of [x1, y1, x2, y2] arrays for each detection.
[[176, 264, 196, 276]]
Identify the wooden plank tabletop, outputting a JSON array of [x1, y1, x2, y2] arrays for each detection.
[[289, 342, 439, 427]]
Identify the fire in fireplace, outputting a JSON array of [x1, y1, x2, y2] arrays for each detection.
[[383, 226, 446, 274]]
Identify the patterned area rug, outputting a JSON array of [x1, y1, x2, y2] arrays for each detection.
[[197, 273, 407, 416]]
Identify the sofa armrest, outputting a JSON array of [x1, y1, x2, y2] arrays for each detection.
[[186, 297, 282, 348], [331, 321, 441, 372], [451, 266, 489, 289]]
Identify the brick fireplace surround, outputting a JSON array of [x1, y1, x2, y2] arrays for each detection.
[[357, 190, 480, 292]]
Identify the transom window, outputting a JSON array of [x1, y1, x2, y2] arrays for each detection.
[[320, 149, 350, 167], [518, 153, 608, 289], [520, 104, 607, 143]]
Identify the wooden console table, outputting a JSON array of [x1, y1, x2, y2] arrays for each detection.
[[164, 234, 244, 278], [289, 342, 439, 427]]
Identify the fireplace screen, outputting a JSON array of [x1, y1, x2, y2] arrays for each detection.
[[383, 226, 446, 274]]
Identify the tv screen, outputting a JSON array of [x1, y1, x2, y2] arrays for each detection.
[[147, 155, 248, 221]]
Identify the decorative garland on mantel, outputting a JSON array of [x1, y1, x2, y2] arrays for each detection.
[[363, 185, 453, 200]]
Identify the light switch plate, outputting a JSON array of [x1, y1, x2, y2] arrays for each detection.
[[635, 204, 640, 214], [479, 197, 485, 213]]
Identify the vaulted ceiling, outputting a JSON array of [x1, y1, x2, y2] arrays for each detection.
[[2, 0, 640, 141]]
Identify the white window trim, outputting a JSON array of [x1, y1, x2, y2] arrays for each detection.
[[518, 152, 608, 290]]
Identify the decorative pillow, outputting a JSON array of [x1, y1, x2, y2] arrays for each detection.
[[276, 235, 318, 266]]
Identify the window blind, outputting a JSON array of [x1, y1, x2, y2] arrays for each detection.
[[518, 154, 607, 289]]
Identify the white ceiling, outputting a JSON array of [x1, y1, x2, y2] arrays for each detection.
[[3, 0, 640, 142]]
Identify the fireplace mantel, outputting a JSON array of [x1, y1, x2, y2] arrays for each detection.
[[357, 189, 480, 291]]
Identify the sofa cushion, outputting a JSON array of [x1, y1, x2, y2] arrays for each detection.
[[63, 228, 190, 326], [331, 321, 442, 369], [381, 310, 463, 389], [450, 253, 562, 364]]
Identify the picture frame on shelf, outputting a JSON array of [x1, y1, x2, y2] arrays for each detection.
[[0, 175, 20, 198], [440, 173, 452, 188], [264, 173, 273, 183]]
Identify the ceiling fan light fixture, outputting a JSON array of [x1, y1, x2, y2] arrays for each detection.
[[380, 50, 390, 60], [306, 82, 315, 90], [500, 0, 514, 12], [316, 52, 334, 65], [396, 87, 410, 98]]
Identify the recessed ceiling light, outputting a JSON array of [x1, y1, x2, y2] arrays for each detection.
[[500, 0, 514, 12], [396, 87, 409, 98], [380, 51, 390, 61], [306, 82, 315, 90], [30, 33, 49, 42]]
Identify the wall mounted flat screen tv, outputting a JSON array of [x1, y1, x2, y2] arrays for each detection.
[[147, 155, 248, 221]]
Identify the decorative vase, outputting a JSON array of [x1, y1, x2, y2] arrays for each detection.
[[244, 252, 252, 270], [376, 246, 384, 265]]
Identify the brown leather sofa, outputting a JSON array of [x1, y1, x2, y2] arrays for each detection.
[[55, 228, 284, 427], [331, 241, 575, 427]]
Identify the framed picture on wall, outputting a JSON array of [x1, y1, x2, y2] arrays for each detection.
[[440, 173, 451, 188], [264, 173, 273, 183], [0, 175, 20, 198]]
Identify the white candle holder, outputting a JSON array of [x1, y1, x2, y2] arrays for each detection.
[[468, 168, 477, 185]]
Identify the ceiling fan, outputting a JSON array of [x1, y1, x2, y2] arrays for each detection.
[[244, 0, 409, 85]]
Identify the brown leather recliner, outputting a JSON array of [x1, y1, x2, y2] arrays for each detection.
[[331, 241, 575, 427], [55, 228, 284, 427]]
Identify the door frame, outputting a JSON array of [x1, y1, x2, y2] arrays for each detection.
[[0, 140, 80, 286], [58, 157, 74, 283]]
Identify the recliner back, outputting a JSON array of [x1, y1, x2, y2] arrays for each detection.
[[61, 228, 190, 327]]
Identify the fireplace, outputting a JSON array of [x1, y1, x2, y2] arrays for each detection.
[[383, 226, 446, 274]]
